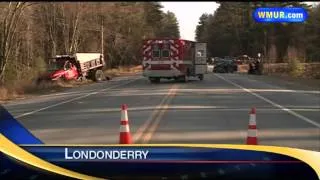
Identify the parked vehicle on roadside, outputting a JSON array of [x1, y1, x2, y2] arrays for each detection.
[[213, 58, 238, 73]]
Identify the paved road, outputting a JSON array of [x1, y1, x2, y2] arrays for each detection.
[[3, 73, 320, 151]]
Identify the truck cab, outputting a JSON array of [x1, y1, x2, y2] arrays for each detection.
[[47, 56, 80, 81]]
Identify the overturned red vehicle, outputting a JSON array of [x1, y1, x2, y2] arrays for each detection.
[[37, 53, 107, 84]]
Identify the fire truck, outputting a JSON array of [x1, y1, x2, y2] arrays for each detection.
[[142, 38, 207, 83]]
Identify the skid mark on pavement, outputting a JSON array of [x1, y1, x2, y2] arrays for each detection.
[[215, 74, 320, 128], [133, 84, 180, 143], [14, 77, 141, 119]]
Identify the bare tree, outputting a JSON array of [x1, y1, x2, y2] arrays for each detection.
[[60, 2, 84, 54], [0, 2, 31, 83]]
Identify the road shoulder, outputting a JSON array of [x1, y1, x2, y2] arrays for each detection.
[[239, 73, 320, 91], [1, 72, 141, 105]]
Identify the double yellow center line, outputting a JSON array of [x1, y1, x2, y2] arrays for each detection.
[[133, 84, 180, 144]]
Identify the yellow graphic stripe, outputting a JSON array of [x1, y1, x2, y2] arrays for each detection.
[[0, 134, 104, 180], [22, 144, 320, 178]]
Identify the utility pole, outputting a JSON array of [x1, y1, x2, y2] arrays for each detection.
[[264, 28, 268, 74], [53, 3, 56, 57], [101, 17, 104, 55]]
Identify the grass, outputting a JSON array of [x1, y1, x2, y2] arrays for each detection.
[[0, 80, 73, 102], [104, 65, 142, 78], [238, 63, 320, 79], [263, 63, 320, 79], [0, 65, 142, 102], [237, 63, 320, 90]]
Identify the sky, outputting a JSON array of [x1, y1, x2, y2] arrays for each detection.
[[160, 2, 319, 41], [161, 2, 219, 41]]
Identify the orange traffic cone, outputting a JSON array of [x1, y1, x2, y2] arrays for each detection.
[[246, 107, 258, 145], [119, 104, 132, 144]]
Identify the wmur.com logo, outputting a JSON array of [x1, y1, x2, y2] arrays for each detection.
[[253, 7, 308, 23]]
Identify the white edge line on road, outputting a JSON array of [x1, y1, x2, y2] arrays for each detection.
[[14, 77, 141, 119], [214, 74, 320, 128]]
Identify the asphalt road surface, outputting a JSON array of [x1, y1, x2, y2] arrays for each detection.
[[3, 73, 320, 151]]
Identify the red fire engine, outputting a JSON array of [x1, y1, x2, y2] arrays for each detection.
[[142, 38, 207, 83]]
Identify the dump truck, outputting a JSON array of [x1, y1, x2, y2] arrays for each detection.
[[37, 53, 107, 83], [142, 38, 207, 83]]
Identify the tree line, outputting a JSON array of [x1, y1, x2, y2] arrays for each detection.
[[195, 2, 320, 63], [0, 2, 180, 85]]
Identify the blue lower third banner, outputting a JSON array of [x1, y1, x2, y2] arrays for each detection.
[[1, 145, 319, 180]]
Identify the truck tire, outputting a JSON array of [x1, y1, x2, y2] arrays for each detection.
[[198, 74, 204, 81], [93, 69, 105, 82], [149, 77, 160, 83], [227, 66, 234, 73], [181, 69, 190, 83], [180, 74, 188, 83]]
